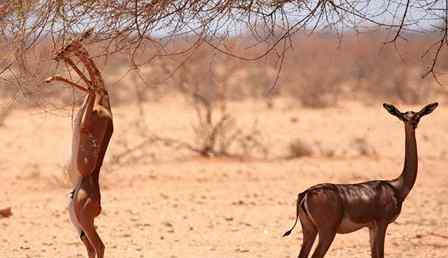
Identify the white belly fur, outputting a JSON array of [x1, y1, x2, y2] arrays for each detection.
[[68, 197, 82, 235]]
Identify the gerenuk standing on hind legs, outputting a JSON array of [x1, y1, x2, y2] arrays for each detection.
[[283, 102, 438, 258], [45, 33, 113, 258]]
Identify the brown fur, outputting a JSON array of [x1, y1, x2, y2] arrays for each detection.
[[46, 36, 113, 258], [283, 102, 438, 258]]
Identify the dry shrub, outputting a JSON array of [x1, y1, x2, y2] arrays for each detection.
[[4, 31, 446, 109], [351, 137, 377, 157], [166, 47, 269, 159], [190, 94, 234, 157], [108, 95, 269, 162], [281, 32, 444, 107], [287, 138, 313, 159], [320, 148, 336, 158], [289, 73, 342, 108], [188, 92, 268, 159], [106, 53, 270, 162], [352, 40, 434, 104]]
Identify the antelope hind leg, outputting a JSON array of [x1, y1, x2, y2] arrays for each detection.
[[81, 232, 96, 258], [78, 200, 105, 258], [310, 229, 337, 258], [305, 190, 343, 258], [298, 210, 317, 258], [373, 222, 388, 258], [69, 195, 96, 258]]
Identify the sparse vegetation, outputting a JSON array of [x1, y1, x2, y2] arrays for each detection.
[[2, 32, 444, 110], [2, 31, 444, 165], [287, 138, 313, 159], [351, 137, 377, 157]]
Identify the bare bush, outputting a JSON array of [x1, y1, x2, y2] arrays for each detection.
[[107, 97, 269, 163], [289, 75, 342, 108], [191, 93, 233, 157], [3, 0, 448, 88], [281, 32, 442, 107], [287, 138, 313, 159], [167, 48, 269, 159], [190, 93, 268, 158], [3, 32, 446, 110], [351, 137, 378, 157], [106, 49, 270, 164]]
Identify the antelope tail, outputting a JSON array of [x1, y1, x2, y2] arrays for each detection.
[[282, 192, 305, 237]]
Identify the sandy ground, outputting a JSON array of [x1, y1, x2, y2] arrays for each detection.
[[0, 99, 447, 258]]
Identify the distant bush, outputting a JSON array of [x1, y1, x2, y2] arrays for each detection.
[[1, 31, 445, 108], [351, 137, 377, 157], [287, 138, 313, 159]]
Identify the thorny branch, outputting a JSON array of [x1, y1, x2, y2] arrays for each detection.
[[1, 0, 448, 92]]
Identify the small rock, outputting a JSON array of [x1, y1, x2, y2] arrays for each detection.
[[0, 207, 12, 218]]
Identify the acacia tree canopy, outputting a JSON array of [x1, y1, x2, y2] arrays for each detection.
[[0, 0, 447, 88]]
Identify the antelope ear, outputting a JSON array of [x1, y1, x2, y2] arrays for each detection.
[[418, 102, 438, 117], [383, 103, 402, 118]]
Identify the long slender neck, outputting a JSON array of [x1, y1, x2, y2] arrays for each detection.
[[391, 123, 418, 200]]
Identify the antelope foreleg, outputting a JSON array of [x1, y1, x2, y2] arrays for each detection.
[[62, 57, 93, 87], [59, 40, 103, 89], [72, 45, 105, 89], [369, 222, 388, 258], [375, 223, 388, 258], [369, 225, 378, 258], [45, 76, 88, 93]]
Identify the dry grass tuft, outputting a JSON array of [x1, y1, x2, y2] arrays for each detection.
[[287, 138, 313, 159], [351, 137, 377, 157]]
